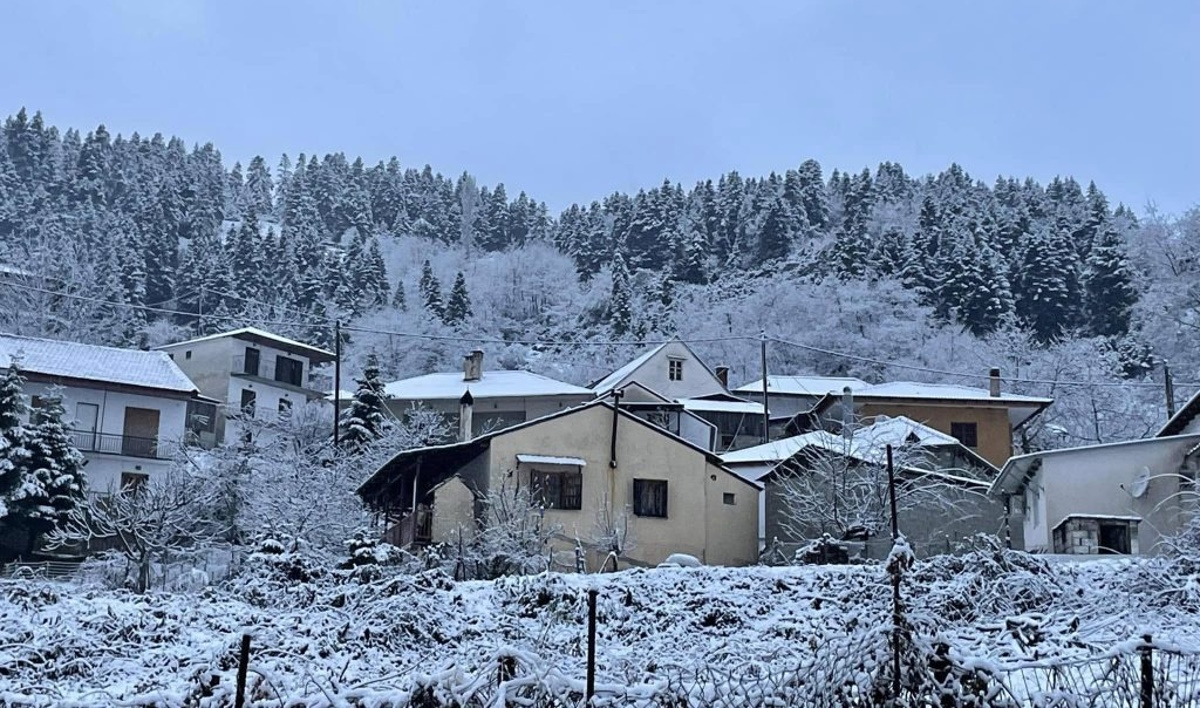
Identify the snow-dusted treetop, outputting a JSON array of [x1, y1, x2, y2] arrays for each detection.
[[0, 333, 197, 394]]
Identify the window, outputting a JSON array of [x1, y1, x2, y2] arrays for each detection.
[[278, 398, 293, 416], [530, 469, 582, 510], [723, 492, 736, 505], [275, 356, 304, 387], [240, 389, 257, 415], [120, 472, 148, 495], [186, 400, 217, 434], [950, 422, 978, 448], [668, 358, 684, 381], [633, 479, 668, 518], [243, 347, 260, 376], [185, 350, 193, 360]]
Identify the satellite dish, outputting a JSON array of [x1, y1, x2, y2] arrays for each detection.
[[1130, 466, 1151, 499]]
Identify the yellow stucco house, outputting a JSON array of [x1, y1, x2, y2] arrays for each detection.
[[357, 399, 760, 569]]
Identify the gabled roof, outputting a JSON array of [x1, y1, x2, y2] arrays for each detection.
[[816, 381, 1053, 429], [588, 338, 724, 395], [721, 415, 963, 467], [358, 399, 760, 502], [383, 369, 592, 401], [732, 375, 870, 397], [0, 333, 198, 395], [156, 327, 335, 364], [1158, 389, 1200, 438], [989, 432, 1200, 497]]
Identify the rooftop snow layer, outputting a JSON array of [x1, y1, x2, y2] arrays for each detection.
[[679, 398, 765, 415], [384, 369, 593, 400], [157, 326, 335, 363], [852, 381, 1052, 404], [732, 375, 870, 396], [588, 342, 666, 392], [0, 333, 198, 393], [720, 415, 960, 466]]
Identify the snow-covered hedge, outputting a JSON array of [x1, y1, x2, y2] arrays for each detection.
[[3, 550, 1200, 706]]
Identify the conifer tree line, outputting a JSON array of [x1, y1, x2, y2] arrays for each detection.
[[0, 108, 1139, 352]]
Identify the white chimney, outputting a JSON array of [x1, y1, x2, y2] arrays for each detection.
[[463, 349, 484, 382], [459, 389, 474, 441], [989, 368, 1002, 398], [841, 386, 855, 439]]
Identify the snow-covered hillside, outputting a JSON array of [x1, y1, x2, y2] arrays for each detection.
[[3, 550, 1200, 706]]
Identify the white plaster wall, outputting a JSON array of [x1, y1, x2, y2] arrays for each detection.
[[611, 341, 727, 400]]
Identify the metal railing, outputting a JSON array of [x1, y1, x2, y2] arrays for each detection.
[[70, 429, 166, 460], [231, 355, 306, 388]]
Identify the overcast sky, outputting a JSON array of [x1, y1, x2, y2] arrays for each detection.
[[4, 1, 1197, 214]]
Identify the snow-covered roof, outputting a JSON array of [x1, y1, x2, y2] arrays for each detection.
[[588, 343, 668, 393], [990, 432, 1200, 496], [383, 369, 593, 401], [1052, 513, 1142, 532], [732, 375, 870, 397], [679, 398, 765, 415], [156, 327, 335, 364], [516, 454, 587, 467], [0, 333, 198, 394], [1158, 388, 1200, 438], [720, 415, 961, 467], [838, 381, 1053, 428]]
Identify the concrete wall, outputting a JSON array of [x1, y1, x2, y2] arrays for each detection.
[[1024, 440, 1193, 555], [160, 338, 234, 402], [610, 341, 727, 400], [21, 381, 187, 492], [739, 392, 818, 421], [430, 477, 478, 545], [385, 394, 592, 440], [859, 402, 1013, 467], [478, 404, 758, 567]]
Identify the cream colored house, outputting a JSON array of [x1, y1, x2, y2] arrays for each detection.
[[357, 400, 760, 569], [156, 327, 335, 444], [990, 433, 1200, 556]]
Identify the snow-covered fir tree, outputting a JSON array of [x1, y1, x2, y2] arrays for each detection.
[[443, 271, 472, 325], [338, 353, 390, 453]]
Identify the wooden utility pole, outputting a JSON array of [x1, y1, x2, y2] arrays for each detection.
[[886, 444, 901, 700], [760, 332, 770, 444], [333, 319, 342, 447]]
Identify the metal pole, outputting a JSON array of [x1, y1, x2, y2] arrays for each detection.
[[333, 319, 342, 447], [587, 589, 598, 703], [760, 332, 770, 444], [887, 445, 901, 700], [1140, 633, 1153, 708], [1165, 360, 1177, 418]]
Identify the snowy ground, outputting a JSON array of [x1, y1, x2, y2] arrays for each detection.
[[3, 550, 1200, 706]]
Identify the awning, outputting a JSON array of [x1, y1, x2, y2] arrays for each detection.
[[516, 454, 587, 467]]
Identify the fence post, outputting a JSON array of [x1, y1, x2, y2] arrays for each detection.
[[235, 634, 251, 708], [587, 588, 598, 704], [1141, 633, 1153, 708]]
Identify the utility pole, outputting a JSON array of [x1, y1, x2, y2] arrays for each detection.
[[333, 319, 342, 447], [760, 332, 770, 444], [1165, 359, 1177, 418], [886, 444, 901, 700]]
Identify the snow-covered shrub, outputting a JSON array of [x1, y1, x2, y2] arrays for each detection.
[[795, 533, 852, 565]]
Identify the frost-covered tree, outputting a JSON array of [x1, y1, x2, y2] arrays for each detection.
[[339, 353, 390, 453], [0, 361, 30, 519], [418, 259, 443, 318], [608, 251, 633, 337], [443, 271, 472, 325], [6, 394, 87, 553], [1084, 222, 1137, 337]]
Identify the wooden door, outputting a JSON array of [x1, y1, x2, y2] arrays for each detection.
[[122, 407, 160, 457], [75, 402, 99, 451]]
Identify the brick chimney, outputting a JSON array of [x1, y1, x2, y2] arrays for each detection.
[[715, 366, 730, 389], [989, 368, 1002, 398], [463, 349, 484, 382], [841, 386, 855, 439], [459, 389, 474, 441]]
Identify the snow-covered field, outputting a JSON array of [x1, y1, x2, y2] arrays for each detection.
[[3, 550, 1200, 706]]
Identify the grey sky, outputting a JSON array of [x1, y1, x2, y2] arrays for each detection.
[[4, 1, 1197, 214]]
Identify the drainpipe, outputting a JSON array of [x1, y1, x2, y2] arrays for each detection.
[[459, 389, 474, 442], [609, 389, 623, 468]]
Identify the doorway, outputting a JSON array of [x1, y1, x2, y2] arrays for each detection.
[[1098, 522, 1131, 554], [122, 407, 160, 458], [75, 402, 99, 451]]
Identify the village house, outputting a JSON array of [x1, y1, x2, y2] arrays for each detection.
[[0, 333, 203, 494], [990, 433, 1200, 556], [590, 340, 766, 452], [357, 398, 760, 569], [382, 350, 594, 440], [732, 374, 870, 439], [155, 327, 335, 444], [723, 414, 1002, 556], [799, 371, 1053, 467]]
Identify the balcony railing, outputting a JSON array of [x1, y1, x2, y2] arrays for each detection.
[[70, 430, 168, 460]]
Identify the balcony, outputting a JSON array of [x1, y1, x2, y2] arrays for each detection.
[[70, 430, 169, 460], [232, 354, 321, 397]]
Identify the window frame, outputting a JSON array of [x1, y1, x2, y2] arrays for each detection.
[[274, 355, 304, 387], [529, 468, 583, 511], [723, 492, 736, 505], [633, 478, 669, 518], [950, 421, 979, 448], [668, 358, 684, 382]]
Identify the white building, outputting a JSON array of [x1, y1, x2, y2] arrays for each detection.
[[382, 350, 594, 440], [0, 334, 202, 493], [156, 327, 336, 443], [990, 434, 1200, 556]]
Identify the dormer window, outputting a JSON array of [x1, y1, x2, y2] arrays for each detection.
[[668, 358, 684, 382]]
